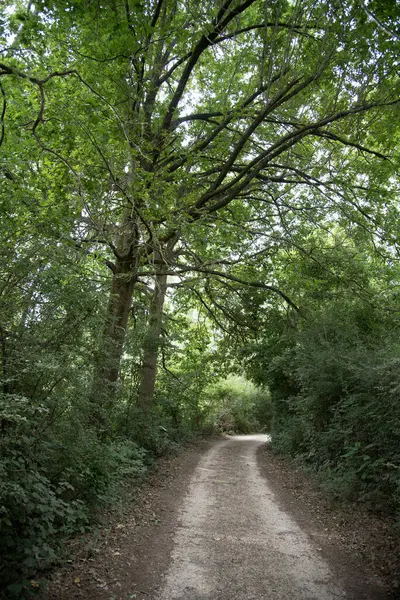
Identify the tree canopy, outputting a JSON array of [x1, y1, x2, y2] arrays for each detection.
[[1, 0, 400, 594]]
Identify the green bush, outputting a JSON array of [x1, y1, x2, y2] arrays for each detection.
[[204, 376, 271, 433], [0, 394, 148, 593], [247, 302, 400, 515]]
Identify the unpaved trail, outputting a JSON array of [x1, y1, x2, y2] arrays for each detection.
[[158, 434, 386, 600], [42, 435, 392, 600]]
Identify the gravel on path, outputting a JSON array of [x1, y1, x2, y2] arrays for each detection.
[[41, 435, 393, 600], [158, 434, 387, 600]]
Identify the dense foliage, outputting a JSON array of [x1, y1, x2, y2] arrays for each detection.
[[1, 0, 400, 595], [241, 240, 400, 514]]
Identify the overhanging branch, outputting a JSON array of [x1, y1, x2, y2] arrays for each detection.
[[139, 265, 300, 312]]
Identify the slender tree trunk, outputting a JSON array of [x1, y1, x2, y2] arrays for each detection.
[[137, 236, 179, 409], [137, 266, 168, 409]]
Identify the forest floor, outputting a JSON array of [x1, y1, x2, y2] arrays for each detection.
[[40, 435, 400, 600]]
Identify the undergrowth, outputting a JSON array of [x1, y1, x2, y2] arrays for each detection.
[[0, 393, 205, 599]]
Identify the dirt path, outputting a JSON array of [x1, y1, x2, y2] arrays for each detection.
[[43, 435, 393, 600], [157, 435, 387, 600]]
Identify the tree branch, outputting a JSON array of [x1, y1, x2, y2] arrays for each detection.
[[192, 98, 400, 216], [191, 287, 231, 333], [151, 0, 165, 28], [360, 1, 400, 41], [0, 81, 5, 147], [170, 111, 224, 128], [312, 130, 389, 160], [161, 0, 257, 133], [140, 265, 300, 312], [164, 71, 288, 173]]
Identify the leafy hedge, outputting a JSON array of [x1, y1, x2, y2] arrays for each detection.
[[0, 394, 150, 595], [0, 377, 217, 598], [203, 376, 272, 434], [245, 302, 400, 515]]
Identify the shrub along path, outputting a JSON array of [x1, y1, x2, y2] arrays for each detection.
[[41, 436, 398, 599]]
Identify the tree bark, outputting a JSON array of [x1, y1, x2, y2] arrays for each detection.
[[0, 325, 8, 395], [137, 266, 168, 409], [102, 263, 137, 383], [90, 212, 138, 415]]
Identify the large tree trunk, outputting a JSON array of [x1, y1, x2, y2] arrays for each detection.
[[91, 212, 138, 415], [100, 263, 136, 384], [137, 267, 168, 409]]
